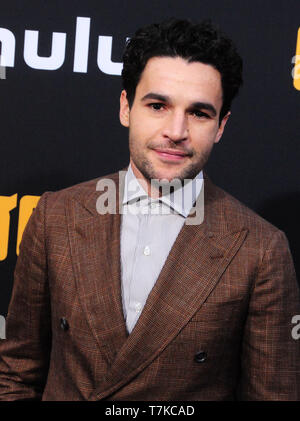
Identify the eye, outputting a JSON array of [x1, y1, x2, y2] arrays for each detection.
[[191, 110, 210, 119], [149, 103, 165, 111]]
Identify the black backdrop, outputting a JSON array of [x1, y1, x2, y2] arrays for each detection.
[[0, 0, 299, 319]]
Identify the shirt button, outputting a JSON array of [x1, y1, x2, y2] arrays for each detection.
[[143, 246, 150, 256], [135, 302, 142, 313]]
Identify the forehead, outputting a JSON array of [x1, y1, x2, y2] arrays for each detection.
[[136, 56, 223, 107]]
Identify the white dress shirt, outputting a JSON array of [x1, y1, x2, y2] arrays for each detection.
[[120, 164, 203, 334]]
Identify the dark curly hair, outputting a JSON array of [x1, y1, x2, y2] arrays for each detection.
[[122, 18, 243, 123]]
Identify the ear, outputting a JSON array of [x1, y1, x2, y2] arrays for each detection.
[[214, 111, 231, 143], [119, 90, 130, 127]]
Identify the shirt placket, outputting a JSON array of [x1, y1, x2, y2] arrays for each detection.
[[126, 202, 153, 332]]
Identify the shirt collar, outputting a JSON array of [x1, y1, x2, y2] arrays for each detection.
[[122, 164, 203, 218]]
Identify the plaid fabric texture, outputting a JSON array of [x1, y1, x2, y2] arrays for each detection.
[[0, 171, 299, 401]]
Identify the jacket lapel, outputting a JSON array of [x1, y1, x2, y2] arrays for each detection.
[[66, 171, 128, 366], [90, 174, 248, 400]]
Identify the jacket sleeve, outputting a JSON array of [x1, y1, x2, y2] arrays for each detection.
[[0, 192, 52, 400], [238, 230, 300, 400]]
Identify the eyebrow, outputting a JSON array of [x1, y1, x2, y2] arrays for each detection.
[[141, 92, 217, 117], [189, 102, 217, 117], [141, 92, 170, 103]]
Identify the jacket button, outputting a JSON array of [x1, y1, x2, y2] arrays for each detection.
[[60, 317, 69, 331], [194, 351, 207, 363]]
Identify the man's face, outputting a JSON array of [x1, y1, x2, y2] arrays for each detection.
[[120, 56, 230, 188]]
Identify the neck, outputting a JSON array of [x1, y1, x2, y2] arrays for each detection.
[[130, 159, 161, 198]]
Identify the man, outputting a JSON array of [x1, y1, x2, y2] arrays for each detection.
[[0, 18, 299, 401]]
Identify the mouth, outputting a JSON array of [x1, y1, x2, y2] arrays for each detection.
[[153, 148, 190, 162]]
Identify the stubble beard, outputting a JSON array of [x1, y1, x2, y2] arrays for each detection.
[[129, 136, 213, 185]]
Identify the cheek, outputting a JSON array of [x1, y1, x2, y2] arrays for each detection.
[[130, 118, 161, 143], [190, 125, 219, 148]]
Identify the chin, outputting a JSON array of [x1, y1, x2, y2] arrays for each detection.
[[154, 172, 185, 182], [151, 165, 183, 179]]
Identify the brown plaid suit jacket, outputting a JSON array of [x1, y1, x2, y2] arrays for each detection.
[[0, 170, 299, 400]]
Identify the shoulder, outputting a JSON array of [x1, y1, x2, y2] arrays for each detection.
[[39, 169, 121, 214], [205, 177, 286, 246]]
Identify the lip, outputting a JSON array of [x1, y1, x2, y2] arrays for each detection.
[[153, 148, 189, 161]]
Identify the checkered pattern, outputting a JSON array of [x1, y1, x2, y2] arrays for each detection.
[[0, 171, 299, 400]]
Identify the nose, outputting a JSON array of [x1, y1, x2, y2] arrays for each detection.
[[162, 110, 188, 143]]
